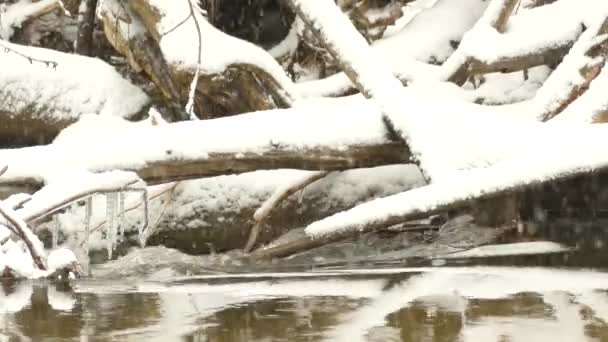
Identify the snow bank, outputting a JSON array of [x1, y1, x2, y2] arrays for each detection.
[[0, 40, 149, 120]]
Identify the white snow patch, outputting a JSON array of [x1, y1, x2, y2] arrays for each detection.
[[0, 40, 149, 120]]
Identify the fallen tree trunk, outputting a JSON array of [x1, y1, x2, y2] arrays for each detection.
[[0, 106, 409, 189], [252, 124, 608, 259]]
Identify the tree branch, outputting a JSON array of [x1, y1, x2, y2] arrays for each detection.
[[244, 171, 329, 252]]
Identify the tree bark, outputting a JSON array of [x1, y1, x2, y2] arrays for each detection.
[[75, 0, 99, 56]]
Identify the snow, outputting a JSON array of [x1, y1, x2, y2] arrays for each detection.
[[374, 0, 486, 64], [268, 18, 302, 58], [455, 0, 593, 66], [523, 14, 608, 121], [551, 45, 608, 123], [463, 66, 550, 104], [47, 247, 77, 270], [2, 239, 35, 277], [15, 170, 143, 222], [3, 193, 32, 210], [0, 39, 149, 120], [295, 0, 485, 98]]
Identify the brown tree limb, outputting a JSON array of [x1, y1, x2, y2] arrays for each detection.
[[467, 44, 572, 75], [137, 144, 407, 185], [244, 171, 330, 252]]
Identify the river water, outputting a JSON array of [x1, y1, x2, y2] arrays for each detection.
[[3, 219, 608, 341]]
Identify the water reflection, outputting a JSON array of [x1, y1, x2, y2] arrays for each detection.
[[5, 219, 608, 340], [2, 268, 608, 341]]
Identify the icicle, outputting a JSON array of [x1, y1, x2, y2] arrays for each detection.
[[52, 214, 60, 248], [118, 191, 125, 241], [106, 192, 118, 260], [83, 196, 92, 260], [138, 190, 149, 247]]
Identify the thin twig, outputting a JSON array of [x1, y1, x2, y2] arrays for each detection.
[[0, 40, 58, 69], [160, 12, 192, 37], [244, 171, 330, 252]]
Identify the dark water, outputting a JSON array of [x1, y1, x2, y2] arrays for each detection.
[[5, 220, 608, 341]]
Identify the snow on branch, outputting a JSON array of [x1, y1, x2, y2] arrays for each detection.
[[0, 201, 46, 270], [17, 171, 143, 223], [295, 0, 487, 98], [535, 16, 608, 121], [552, 59, 608, 124], [439, 0, 519, 85], [442, 0, 603, 84]]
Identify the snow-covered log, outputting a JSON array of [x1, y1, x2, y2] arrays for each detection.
[[552, 60, 608, 123], [0, 40, 149, 146], [0, 105, 409, 189], [441, 0, 596, 84], [253, 124, 608, 258], [16, 171, 143, 223]]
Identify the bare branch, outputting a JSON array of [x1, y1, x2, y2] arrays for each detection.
[[244, 171, 329, 252], [0, 202, 46, 270]]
